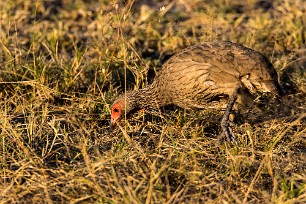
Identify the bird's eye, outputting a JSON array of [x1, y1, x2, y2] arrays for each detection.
[[113, 108, 119, 113]]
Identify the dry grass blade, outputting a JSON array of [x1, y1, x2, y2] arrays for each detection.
[[243, 113, 306, 204]]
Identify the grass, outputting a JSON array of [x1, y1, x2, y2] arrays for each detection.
[[0, 0, 305, 203]]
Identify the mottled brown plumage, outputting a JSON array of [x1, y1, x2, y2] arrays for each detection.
[[111, 41, 282, 142]]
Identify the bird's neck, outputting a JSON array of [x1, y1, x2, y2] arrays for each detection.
[[125, 83, 160, 112]]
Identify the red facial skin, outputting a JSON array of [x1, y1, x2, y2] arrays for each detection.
[[110, 101, 123, 129]]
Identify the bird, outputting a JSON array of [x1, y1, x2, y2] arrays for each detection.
[[110, 41, 283, 142]]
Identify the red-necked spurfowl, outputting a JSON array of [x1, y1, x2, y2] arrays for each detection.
[[111, 41, 282, 142]]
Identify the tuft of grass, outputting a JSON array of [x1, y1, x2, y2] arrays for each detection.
[[0, 0, 306, 203]]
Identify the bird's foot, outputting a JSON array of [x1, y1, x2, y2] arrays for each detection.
[[218, 124, 238, 145], [219, 86, 239, 145]]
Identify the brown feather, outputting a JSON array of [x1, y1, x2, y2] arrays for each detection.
[[111, 41, 282, 127]]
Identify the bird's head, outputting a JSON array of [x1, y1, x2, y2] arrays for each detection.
[[110, 87, 156, 130], [110, 99, 125, 130], [110, 92, 136, 130]]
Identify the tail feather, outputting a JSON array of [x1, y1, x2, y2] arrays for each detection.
[[264, 80, 283, 97]]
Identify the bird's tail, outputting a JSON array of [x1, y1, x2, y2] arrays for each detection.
[[263, 80, 283, 98]]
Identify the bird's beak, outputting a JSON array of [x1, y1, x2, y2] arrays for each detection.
[[110, 118, 117, 131]]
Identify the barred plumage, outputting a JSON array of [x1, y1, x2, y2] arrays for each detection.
[[111, 41, 282, 142]]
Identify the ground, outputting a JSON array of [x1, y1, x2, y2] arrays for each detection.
[[0, 0, 305, 203]]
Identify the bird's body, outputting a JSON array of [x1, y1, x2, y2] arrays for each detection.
[[111, 41, 282, 142]]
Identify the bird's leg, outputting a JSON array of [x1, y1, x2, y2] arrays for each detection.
[[219, 87, 239, 144]]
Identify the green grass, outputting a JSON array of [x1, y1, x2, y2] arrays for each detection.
[[0, 0, 306, 203]]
